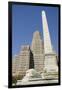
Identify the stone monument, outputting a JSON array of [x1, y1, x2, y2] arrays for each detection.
[[41, 10, 58, 79]]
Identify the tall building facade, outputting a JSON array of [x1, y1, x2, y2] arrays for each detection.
[[12, 45, 34, 77], [31, 31, 44, 73]]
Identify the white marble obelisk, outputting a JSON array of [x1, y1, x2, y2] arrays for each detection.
[[41, 11, 58, 77], [42, 10, 53, 54]]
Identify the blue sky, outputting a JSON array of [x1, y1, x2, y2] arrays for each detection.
[[12, 4, 59, 56]]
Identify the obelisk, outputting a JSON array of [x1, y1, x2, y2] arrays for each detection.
[[42, 10, 53, 54], [41, 10, 58, 78]]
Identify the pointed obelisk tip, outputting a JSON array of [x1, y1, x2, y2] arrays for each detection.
[[41, 10, 45, 16]]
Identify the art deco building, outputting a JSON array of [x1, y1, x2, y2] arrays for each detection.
[[12, 45, 30, 77], [17, 45, 30, 76], [31, 31, 44, 73]]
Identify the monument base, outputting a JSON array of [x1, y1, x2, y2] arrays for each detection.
[[15, 69, 58, 86], [16, 78, 58, 85]]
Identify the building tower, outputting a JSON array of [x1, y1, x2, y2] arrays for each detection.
[[41, 11, 58, 76], [31, 31, 44, 73], [18, 45, 30, 76]]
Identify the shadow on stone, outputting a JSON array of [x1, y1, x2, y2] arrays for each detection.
[[29, 50, 34, 69]]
